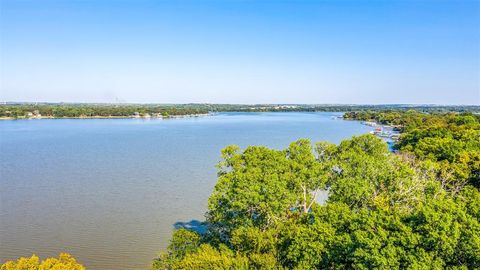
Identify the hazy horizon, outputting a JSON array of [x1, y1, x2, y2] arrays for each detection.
[[2, 101, 480, 106], [1, 0, 479, 105]]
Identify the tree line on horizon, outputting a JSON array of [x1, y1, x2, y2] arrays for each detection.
[[1, 103, 479, 119]]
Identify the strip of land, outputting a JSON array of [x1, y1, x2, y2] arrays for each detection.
[[1, 103, 478, 120]]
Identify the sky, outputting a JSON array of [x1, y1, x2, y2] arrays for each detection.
[[0, 0, 479, 104]]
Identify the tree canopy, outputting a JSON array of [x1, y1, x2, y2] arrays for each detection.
[[1, 253, 85, 270], [345, 111, 480, 189]]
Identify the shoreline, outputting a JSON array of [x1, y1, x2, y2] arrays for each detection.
[[358, 120, 401, 144], [0, 113, 213, 121], [0, 112, 345, 121]]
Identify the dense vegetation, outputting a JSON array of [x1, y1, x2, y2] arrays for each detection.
[[0, 104, 210, 119], [1, 253, 85, 270], [345, 111, 480, 189], [1, 103, 478, 119], [153, 111, 480, 269]]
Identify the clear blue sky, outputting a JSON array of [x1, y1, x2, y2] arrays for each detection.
[[0, 0, 479, 104]]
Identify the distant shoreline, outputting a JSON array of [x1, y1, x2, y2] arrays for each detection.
[[0, 113, 212, 121], [2, 103, 479, 120]]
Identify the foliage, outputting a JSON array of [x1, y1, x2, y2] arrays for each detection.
[[0, 104, 210, 118], [207, 140, 327, 241], [344, 110, 480, 189], [1, 253, 85, 270], [154, 127, 480, 269], [2, 103, 478, 119]]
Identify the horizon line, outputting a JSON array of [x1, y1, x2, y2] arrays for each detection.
[[1, 101, 479, 107]]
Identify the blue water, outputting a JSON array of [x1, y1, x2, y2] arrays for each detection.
[[0, 112, 372, 270]]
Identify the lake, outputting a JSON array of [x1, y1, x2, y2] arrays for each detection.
[[0, 112, 372, 270]]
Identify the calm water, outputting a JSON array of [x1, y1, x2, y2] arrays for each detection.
[[0, 112, 372, 270]]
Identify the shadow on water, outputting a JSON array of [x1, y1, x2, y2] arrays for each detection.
[[173, 220, 207, 234]]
